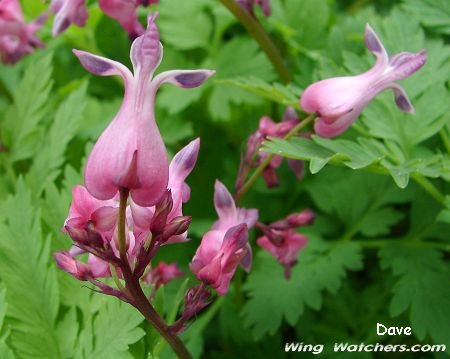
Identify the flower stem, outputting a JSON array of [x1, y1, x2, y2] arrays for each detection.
[[116, 189, 192, 359], [217, 0, 291, 84], [122, 267, 193, 359], [235, 114, 316, 202], [118, 188, 129, 262]]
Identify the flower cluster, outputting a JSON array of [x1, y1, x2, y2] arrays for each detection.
[[50, 0, 159, 38], [55, 15, 214, 303], [0, 0, 47, 64], [237, 107, 305, 189], [256, 209, 314, 278], [191, 181, 258, 295]]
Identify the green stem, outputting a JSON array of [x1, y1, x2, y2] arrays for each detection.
[[218, 0, 291, 84], [123, 268, 193, 359], [411, 173, 445, 205], [439, 128, 450, 154], [235, 114, 316, 202]]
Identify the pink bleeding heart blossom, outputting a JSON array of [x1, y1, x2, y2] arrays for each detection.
[[143, 261, 184, 289], [0, 0, 47, 64], [257, 209, 314, 278], [99, 0, 144, 38], [301, 24, 426, 138], [50, 0, 88, 36], [130, 138, 200, 243], [239, 107, 305, 189], [190, 180, 258, 295], [236, 0, 271, 17], [74, 15, 214, 207]]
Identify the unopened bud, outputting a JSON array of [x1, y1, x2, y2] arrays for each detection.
[[151, 190, 173, 234], [162, 216, 192, 240], [286, 209, 315, 227]]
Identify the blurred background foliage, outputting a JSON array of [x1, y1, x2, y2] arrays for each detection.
[[0, 0, 449, 358]]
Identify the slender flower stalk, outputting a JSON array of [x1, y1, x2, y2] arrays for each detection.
[[217, 0, 291, 83]]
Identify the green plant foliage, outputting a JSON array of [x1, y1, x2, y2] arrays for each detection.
[[243, 238, 362, 339], [0, 179, 61, 358], [380, 245, 450, 347], [0, 0, 449, 358]]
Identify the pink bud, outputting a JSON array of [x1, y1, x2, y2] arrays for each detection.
[[50, 0, 88, 36], [301, 24, 426, 138], [0, 0, 46, 64], [257, 230, 308, 278], [99, 0, 144, 38], [191, 224, 250, 295], [54, 251, 91, 280], [143, 261, 184, 289]]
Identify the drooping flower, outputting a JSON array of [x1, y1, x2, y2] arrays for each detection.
[[130, 138, 200, 243], [0, 0, 47, 64], [50, 0, 88, 36], [98, 0, 144, 38], [300, 24, 426, 138], [74, 14, 214, 207], [64, 185, 118, 244], [257, 209, 314, 278], [236, 0, 271, 17], [237, 107, 305, 189], [190, 180, 258, 295], [142, 261, 184, 289]]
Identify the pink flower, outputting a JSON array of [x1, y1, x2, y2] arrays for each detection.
[[99, 0, 143, 38], [64, 185, 118, 244], [239, 107, 304, 189], [190, 181, 258, 295], [236, 0, 271, 17], [0, 0, 47, 64], [301, 24, 426, 138], [50, 0, 88, 36], [256, 209, 314, 278], [74, 15, 214, 207], [143, 261, 184, 289], [130, 138, 200, 243]]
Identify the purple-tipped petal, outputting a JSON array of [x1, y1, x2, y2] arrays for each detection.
[[130, 14, 162, 75], [365, 23, 388, 68], [168, 138, 200, 186], [151, 69, 215, 91], [390, 84, 415, 114], [386, 50, 426, 82], [73, 49, 132, 83], [214, 180, 237, 225]]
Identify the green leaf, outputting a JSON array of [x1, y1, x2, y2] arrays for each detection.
[[208, 37, 275, 120], [218, 76, 300, 109], [2, 53, 53, 162], [263, 136, 448, 188], [402, 0, 450, 35], [242, 238, 362, 339], [26, 83, 88, 196], [0, 179, 62, 359], [85, 298, 145, 359], [305, 167, 408, 237], [158, 0, 212, 50], [380, 245, 450, 347], [437, 196, 450, 224]]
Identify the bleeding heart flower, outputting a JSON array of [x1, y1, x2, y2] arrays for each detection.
[[73, 14, 214, 207], [50, 0, 88, 36], [300, 24, 426, 138]]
